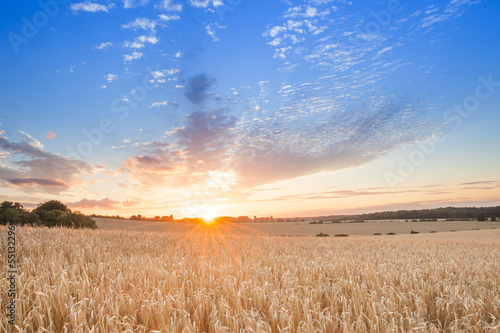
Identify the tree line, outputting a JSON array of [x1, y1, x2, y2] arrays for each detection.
[[0, 200, 97, 229], [320, 206, 500, 222]]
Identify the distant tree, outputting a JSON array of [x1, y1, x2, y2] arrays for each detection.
[[154, 216, 161, 220], [477, 212, 487, 221], [491, 216, 497, 222], [137, 214, 142, 220], [130, 215, 137, 220]]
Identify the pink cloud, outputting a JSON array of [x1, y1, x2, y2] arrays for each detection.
[[46, 131, 57, 140]]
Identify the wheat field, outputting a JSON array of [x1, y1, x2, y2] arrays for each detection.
[[1, 226, 499, 332]]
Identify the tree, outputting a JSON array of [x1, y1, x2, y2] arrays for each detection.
[[491, 216, 497, 222], [0, 201, 25, 213], [0, 201, 40, 226], [34, 200, 70, 213], [477, 212, 486, 222]]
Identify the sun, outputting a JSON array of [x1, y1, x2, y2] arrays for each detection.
[[201, 212, 217, 226]]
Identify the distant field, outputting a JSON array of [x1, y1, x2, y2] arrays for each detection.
[[2, 226, 499, 332], [96, 217, 500, 236]]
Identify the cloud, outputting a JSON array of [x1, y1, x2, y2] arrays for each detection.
[[105, 74, 118, 82], [204, 23, 226, 42], [420, 0, 481, 29], [46, 131, 57, 140], [122, 18, 157, 32], [94, 42, 113, 50], [122, 0, 150, 9], [190, 0, 224, 8], [70, 2, 109, 13], [148, 101, 179, 108], [120, 107, 237, 189], [124, 35, 159, 49], [156, 0, 183, 11], [229, 101, 442, 187], [0, 134, 94, 194], [18, 130, 43, 149], [184, 74, 215, 104], [8, 178, 68, 187], [158, 14, 180, 21], [123, 51, 144, 62], [69, 197, 121, 209]]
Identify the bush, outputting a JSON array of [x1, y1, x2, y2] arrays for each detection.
[[410, 231, 419, 234], [315, 232, 329, 237], [373, 233, 382, 235], [387, 232, 396, 235], [334, 234, 348, 237], [429, 231, 436, 233]]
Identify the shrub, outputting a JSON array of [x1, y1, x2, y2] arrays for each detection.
[[373, 233, 382, 235], [315, 232, 329, 237], [410, 231, 419, 234], [334, 234, 348, 237], [429, 231, 436, 233], [387, 232, 396, 235]]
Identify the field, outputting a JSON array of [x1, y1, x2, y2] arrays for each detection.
[[95, 217, 500, 236], [1, 225, 499, 332]]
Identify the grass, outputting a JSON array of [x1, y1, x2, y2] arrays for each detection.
[[1, 226, 499, 332]]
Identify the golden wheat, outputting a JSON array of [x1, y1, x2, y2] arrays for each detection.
[[1, 226, 499, 332]]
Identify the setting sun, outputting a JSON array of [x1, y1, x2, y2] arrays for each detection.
[[201, 212, 217, 226]]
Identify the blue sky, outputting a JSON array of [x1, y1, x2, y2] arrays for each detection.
[[1, 0, 499, 218]]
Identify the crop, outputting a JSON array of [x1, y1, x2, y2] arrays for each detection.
[[1, 226, 499, 332]]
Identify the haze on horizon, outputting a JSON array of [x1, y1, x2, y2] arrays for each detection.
[[1, 0, 499, 219]]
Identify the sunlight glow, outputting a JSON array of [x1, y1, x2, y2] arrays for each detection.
[[201, 212, 217, 226]]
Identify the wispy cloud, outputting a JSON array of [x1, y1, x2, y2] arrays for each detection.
[[70, 2, 110, 13], [189, 0, 224, 8], [204, 23, 226, 42], [122, 17, 157, 32], [94, 42, 113, 50], [156, 0, 183, 12], [124, 35, 159, 49], [123, 51, 144, 62], [158, 14, 180, 21], [148, 101, 179, 108]]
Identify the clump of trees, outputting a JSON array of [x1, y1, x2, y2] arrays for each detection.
[[0, 200, 97, 229]]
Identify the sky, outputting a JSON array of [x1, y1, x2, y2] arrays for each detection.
[[0, 0, 499, 219]]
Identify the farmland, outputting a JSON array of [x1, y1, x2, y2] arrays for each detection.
[[95, 217, 500, 236], [1, 225, 499, 332]]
